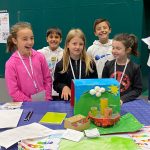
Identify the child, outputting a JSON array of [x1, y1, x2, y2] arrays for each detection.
[[53, 29, 98, 100], [38, 27, 63, 100], [142, 37, 150, 100], [102, 33, 142, 104], [87, 18, 114, 78], [5, 22, 52, 102], [148, 46, 150, 100]]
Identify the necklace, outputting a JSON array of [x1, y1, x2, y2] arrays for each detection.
[[114, 59, 128, 84], [69, 57, 81, 79]]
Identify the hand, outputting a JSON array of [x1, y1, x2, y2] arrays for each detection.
[[61, 86, 71, 100], [120, 99, 123, 105]]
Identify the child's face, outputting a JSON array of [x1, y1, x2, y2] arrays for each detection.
[[112, 40, 127, 60], [94, 21, 111, 41], [67, 36, 84, 59], [12, 28, 34, 56], [47, 32, 61, 51]]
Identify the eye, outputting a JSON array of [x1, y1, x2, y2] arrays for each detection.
[[31, 37, 34, 40], [80, 43, 84, 46]]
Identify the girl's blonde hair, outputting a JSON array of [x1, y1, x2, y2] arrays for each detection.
[[7, 22, 32, 53], [61, 28, 93, 75]]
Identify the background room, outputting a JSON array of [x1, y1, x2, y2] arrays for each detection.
[[0, 0, 149, 101]]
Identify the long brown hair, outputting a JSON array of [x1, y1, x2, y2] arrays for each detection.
[[7, 22, 32, 53], [61, 29, 94, 75], [113, 33, 139, 56]]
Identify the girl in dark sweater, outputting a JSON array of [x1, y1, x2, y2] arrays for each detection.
[[102, 33, 142, 104], [53, 29, 98, 100]]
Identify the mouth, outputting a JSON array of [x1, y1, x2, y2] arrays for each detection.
[[100, 32, 107, 36], [25, 46, 32, 50]]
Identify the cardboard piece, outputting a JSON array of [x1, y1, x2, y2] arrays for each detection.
[[64, 114, 90, 131]]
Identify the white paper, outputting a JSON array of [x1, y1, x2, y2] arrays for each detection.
[[0, 109, 23, 128], [142, 37, 150, 47], [0, 102, 22, 109], [84, 128, 100, 138], [0, 123, 53, 149], [0, 12, 9, 43], [63, 129, 84, 142], [18, 129, 65, 150]]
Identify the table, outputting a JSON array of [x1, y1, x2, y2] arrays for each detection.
[[121, 99, 150, 126], [18, 101, 73, 129], [1, 99, 150, 150]]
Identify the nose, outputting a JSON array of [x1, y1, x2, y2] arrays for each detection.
[[101, 27, 105, 32], [75, 44, 80, 49], [28, 39, 34, 45]]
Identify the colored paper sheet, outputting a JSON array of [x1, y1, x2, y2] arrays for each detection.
[[90, 113, 143, 135], [60, 136, 139, 150], [39, 112, 67, 125]]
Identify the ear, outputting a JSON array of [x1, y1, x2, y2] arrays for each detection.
[[60, 38, 62, 43], [94, 31, 97, 36], [109, 28, 112, 34], [46, 37, 49, 43], [12, 38, 17, 45], [127, 47, 131, 54]]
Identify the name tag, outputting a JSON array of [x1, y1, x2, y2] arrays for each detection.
[[31, 90, 45, 101]]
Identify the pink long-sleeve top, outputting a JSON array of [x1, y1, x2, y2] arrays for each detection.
[[5, 49, 52, 102]]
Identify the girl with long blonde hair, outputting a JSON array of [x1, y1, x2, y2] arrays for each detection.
[[53, 29, 98, 100]]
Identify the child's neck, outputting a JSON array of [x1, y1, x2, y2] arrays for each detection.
[[116, 57, 129, 65], [70, 54, 80, 60], [49, 46, 57, 51], [18, 50, 31, 57], [99, 38, 108, 44]]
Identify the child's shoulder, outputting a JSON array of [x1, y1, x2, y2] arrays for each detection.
[[129, 61, 141, 70], [37, 46, 49, 53], [32, 49, 45, 59], [105, 59, 115, 66]]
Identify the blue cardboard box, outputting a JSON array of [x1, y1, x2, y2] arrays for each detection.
[[71, 78, 120, 116]]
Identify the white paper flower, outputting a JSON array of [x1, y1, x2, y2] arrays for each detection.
[[89, 89, 96, 95], [100, 87, 105, 93], [96, 92, 101, 97], [94, 86, 101, 92]]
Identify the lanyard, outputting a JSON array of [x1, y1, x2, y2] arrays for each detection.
[[69, 57, 81, 79], [49, 49, 58, 79], [114, 59, 128, 85], [17, 51, 38, 91]]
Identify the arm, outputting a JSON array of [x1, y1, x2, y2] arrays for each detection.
[[89, 61, 98, 78], [121, 66, 143, 103], [102, 61, 110, 78], [5, 62, 31, 102], [53, 62, 68, 94], [41, 55, 52, 100]]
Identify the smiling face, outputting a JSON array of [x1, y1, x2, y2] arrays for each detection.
[[67, 36, 84, 60], [112, 40, 129, 61], [12, 28, 34, 56], [46, 32, 62, 51], [94, 21, 111, 43]]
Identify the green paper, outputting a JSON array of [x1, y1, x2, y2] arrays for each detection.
[[39, 112, 67, 125], [90, 113, 143, 135], [60, 136, 139, 150]]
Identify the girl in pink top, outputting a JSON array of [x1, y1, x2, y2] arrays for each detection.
[[5, 22, 52, 102]]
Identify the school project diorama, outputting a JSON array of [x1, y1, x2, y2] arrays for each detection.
[[71, 78, 120, 127]]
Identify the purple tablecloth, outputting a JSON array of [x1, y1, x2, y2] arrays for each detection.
[[1, 99, 150, 150], [121, 99, 150, 126]]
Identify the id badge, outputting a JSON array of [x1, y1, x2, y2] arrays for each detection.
[[31, 90, 45, 101]]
